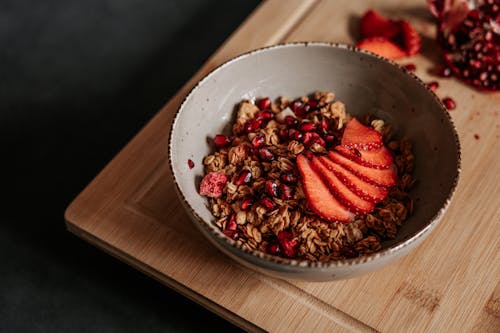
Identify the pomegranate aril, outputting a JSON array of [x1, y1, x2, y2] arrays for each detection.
[[265, 180, 279, 197], [257, 110, 274, 120], [267, 242, 280, 255], [277, 231, 297, 258], [258, 147, 274, 161], [306, 100, 318, 109], [299, 122, 316, 132], [246, 117, 263, 133], [256, 97, 271, 110], [259, 196, 276, 210], [427, 81, 439, 91], [278, 128, 289, 141], [241, 198, 253, 211], [187, 159, 195, 169], [280, 172, 298, 184], [438, 67, 453, 77], [289, 129, 303, 141], [290, 100, 303, 113], [214, 134, 231, 148], [251, 134, 266, 148], [284, 115, 298, 127], [235, 170, 252, 185], [325, 135, 336, 146], [279, 183, 294, 200], [443, 97, 456, 110], [404, 63, 416, 71], [303, 132, 325, 147]]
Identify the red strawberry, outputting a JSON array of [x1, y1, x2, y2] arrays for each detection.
[[335, 145, 393, 169], [311, 157, 375, 214], [341, 117, 382, 150], [398, 20, 421, 56], [357, 37, 407, 60], [360, 10, 400, 39], [327, 151, 397, 187], [318, 156, 388, 203], [297, 155, 354, 222]]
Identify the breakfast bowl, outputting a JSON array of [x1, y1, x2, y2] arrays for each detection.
[[168, 42, 460, 281]]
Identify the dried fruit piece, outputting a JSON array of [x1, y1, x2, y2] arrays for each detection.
[[199, 172, 228, 198], [297, 155, 354, 222], [360, 9, 400, 39], [235, 170, 252, 185], [335, 145, 393, 169], [318, 156, 389, 203], [341, 117, 383, 150], [357, 37, 407, 59], [328, 151, 397, 187], [311, 157, 375, 213], [214, 134, 231, 149]]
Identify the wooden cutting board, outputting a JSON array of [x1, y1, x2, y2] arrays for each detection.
[[65, 0, 500, 332]]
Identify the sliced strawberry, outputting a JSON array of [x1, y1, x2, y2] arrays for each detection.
[[311, 157, 375, 214], [360, 10, 400, 39], [318, 156, 388, 203], [357, 37, 407, 60], [297, 155, 354, 222], [341, 117, 382, 150], [335, 145, 393, 169], [398, 20, 421, 56], [327, 151, 397, 187]]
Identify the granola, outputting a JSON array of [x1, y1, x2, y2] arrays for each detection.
[[200, 92, 415, 261]]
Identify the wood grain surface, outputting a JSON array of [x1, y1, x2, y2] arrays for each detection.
[[65, 0, 500, 332]]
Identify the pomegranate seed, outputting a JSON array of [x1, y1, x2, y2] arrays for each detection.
[[265, 180, 279, 197], [257, 110, 274, 120], [442, 97, 456, 110], [251, 134, 266, 148], [235, 170, 252, 185], [258, 147, 274, 161], [267, 242, 280, 255], [187, 159, 195, 169], [404, 63, 416, 71], [427, 81, 439, 91], [299, 122, 316, 132], [259, 196, 276, 210], [277, 231, 298, 258], [306, 100, 318, 109], [280, 172, 297, 184], [303, 150, 314, 159], [241, 198, 253, 211], [303, 132, 325, 147], [288, 128, 303, 141], [278, 128, 289, 141], [284, 115, 298, 127], [290, 100, 303, 113], [244, 117, 263, 133], [279, 183, 293, 200], [256, 97, 271, 110], [214, 134, 231, 149], [474, 134, 480, 140], [438, 67, 452, 77], [351, 148, 362, 157], [325, 135, 336, 145]]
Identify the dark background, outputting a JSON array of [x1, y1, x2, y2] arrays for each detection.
[[1, 1, 260, 331]]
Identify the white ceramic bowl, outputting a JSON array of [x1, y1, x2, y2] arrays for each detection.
[[168, 43, 460, 281]]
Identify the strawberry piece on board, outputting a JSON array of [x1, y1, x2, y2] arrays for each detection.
[[328, 151, 397, 187], [335, 145, 393, 169], [341, 117, 383, 150], [357, 37, 407, 60], [311, 157, 375, 214], [318, 156, 388, 203], [360, 10, 400, 39], [297, 155, 354, 223]]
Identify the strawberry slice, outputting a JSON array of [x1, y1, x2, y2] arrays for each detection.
[[297, 155, 354, 222], [327, 151, 397, 187], [341, 117, 382, 150], [318, 156, 388, 203], [360, 10, 400, 39], [335, 145, 393, 169], [356, 37, 407, 60], [398, 20, 421, 56], [311, 157, 375, 214]]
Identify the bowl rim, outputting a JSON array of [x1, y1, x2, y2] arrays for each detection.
[[168, 41, 461, 269]]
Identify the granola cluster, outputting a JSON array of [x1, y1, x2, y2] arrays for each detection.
[[201, 92, 415, 261]]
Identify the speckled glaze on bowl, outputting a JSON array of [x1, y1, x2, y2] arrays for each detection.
[[168, 43, 460, 281]]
